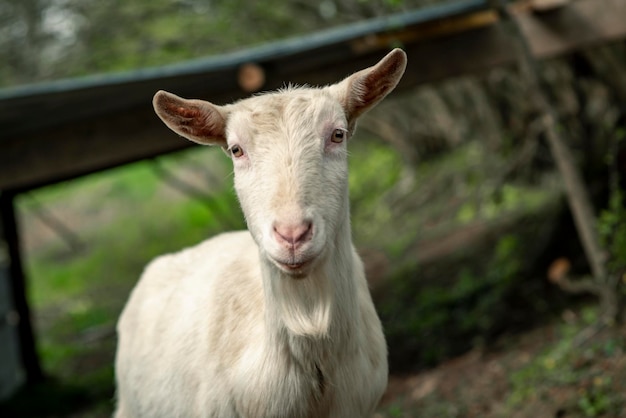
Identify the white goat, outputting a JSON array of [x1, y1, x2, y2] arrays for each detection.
[[114, 48, 407, 418]]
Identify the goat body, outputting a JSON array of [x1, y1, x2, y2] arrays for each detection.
[[114, 49, 407, 418]]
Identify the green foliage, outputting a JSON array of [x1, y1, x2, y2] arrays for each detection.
[[597, 187, 626, 273], [0, 0, 432, 87], [385, 403, 405, 417], [349, 137, 405, 249], [578, 382, 611, 417], [19, 148, 240, 397], [597, 127, 626, 309], [598, 185, 626, 275], [350, 138, 403, 198], [381, 235, 526, 367], [505, 307, 626, 417]]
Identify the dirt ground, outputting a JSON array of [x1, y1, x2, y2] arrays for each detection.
[[377, 319, 626, 417]]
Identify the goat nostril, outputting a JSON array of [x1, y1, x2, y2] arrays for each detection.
[[297, 222, 313, 243], [273, 221, 313, 246]]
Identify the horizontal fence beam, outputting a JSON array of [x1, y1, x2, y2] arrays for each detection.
[[0, 0, 625, 191]]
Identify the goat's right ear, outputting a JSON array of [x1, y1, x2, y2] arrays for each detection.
[[153, 90, 228, 146], [330, 48, 407, 129]]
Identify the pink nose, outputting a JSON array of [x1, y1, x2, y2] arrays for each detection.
[[273, 221, 313, 248]]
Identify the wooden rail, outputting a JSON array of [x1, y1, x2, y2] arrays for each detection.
[[1, 0, 625, 192]]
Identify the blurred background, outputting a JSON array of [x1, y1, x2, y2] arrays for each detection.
[[0, 0, 625, 416]]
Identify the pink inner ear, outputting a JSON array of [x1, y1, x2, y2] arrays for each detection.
[[154, 91, 227, 144], [158, 95, 202, 123], [174, 105, 201, 119], [166, 103, 210, 137], [342, 49, 406, 124], [360, 75, 393, 107], [359, 53, 406, 108], [192, 107, 225, 139]]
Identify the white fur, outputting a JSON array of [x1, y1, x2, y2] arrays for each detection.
[[114, 49, 407, 418]]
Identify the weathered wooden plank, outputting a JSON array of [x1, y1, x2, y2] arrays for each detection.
[[517, 0, 626, 58], [0, 0, 625, 191], [1, 109, 196, 189]]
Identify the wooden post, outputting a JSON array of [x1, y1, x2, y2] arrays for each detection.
[[490, 0, 608, 282], [0, 215, 24, 399], [0, 192, 43, 392]]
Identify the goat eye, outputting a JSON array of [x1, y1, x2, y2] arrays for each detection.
[[331, 129, 346, 143], [230, 145, 244, 158]]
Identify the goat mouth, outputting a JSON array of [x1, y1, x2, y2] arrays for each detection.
[[272, 257, 315, 276]]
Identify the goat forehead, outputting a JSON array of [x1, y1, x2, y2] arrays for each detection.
[[229, 88, 344, 146]]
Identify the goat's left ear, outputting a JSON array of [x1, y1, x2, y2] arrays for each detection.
[[153, 90, 228, 147], [330, 48, 407, 128]]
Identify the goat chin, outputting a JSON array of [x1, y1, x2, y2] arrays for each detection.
[[114, 48, 407, 418], [267, 259, 334, 337]]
